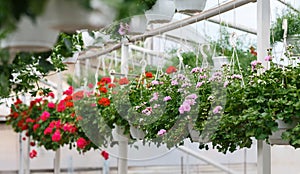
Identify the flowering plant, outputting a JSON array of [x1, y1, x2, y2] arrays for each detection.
[[6, 87, 100, 158]]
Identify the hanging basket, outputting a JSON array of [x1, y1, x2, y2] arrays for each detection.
[[130, 125, 145, 139], [128, 15, 148, 35], [112, 126, 130, 141], [1, 17, 59, 53], [145, 0, 175, 24], [41, 0, 115, 32], [212, 56, 229, 70], [174, 0, 207, 13], [269, 119, 297, 145]]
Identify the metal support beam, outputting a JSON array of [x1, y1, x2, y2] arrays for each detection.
[[77, 0, 257, 61], [257, 0, 271, 174]]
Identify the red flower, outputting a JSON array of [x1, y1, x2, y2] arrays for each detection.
[[48, 92, 55, 98], [33, 124, 40, 132], [166, 66, 177, 74], [51, 130, 61, 142], [40, 111, 50, 121], [35, 98, 42, 103], [108, 83, 116, 88], [98, 98, 110, 107], [11, 112, 19, 118], [73, 91, 84, 101], [48, 102, 56, 109], [63, 86, 74, 95], [99, 87, 108, 93], [30, 142, 36, 146], [76, 137, 88, 149], [100, 77, 111, 84], [22, 137, 26, 141], [44, 127, 53, 135], [119, 77, 129, 85], [63, 123, 77, 133], [14, 98, 22, 105], [57, 101, 66, 112], [101, 150, 109, 160], [26, 118, 35, 123], [145, 72, 153, 78], [65, 101, 74, 108], [88, 83, 94, 89], [29, 150, 37, 159]]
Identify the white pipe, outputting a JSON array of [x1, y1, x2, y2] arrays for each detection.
[[118, 141, 128, 174], [77, 0, 257, 61], [257, 0, 271, 173], [54, 149, 61, 174], [128, 44, 165, 57], [177, 146, 239, 174]]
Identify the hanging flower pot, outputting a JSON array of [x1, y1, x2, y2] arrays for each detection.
[[145, 0, 175, 24], [269, 119, 297, 145], [188, 123, 210, 143], [130, 125, 145, 139], [112, 125, 130, 141], [128, 15, 148, 35], [41, 0, 115, 32], [212, 56, 229, 70], [1, 17, 59, 53], [287, 34, 300, 56], [174, 0, 207, 13]]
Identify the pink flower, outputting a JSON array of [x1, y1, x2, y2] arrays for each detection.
[[186, 94, 197, 100], [196, 81, 204, 88], [151, 80, 159, 85], [118, 23, 129, 35], [77, 137, 88, 149], [191, 67, 203, 73], [250, 60, 262, 71], [26, 118, 35, 123], [33, 124, 40, 132], [51, 130, 61, 142], [213, 106, 223, 114], [48, 102, 56, 109], [63, 123, 76, 133], [224, 81, 229, 88], [157, 129, 167, 136], [40, 111, 50, 121], [163, 96, 172, 101], [150, 92, 159, 102], [57, 101, 66, 112], [48, 92, 55, 98], [171, 80, 178, 85], [43, 127, 52, 135], [265, 55, 272, 61], [29, 149, 37, 159], [88, 83, 94, 88], [142, 107, 152, 115]]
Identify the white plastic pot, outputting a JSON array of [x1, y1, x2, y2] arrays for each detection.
[[41, 0, 115, 32], [130, 126, 145, 139], [112, 126, 129, 141], [145, 0, 175, 24], [269, 119, 297, 145], [174, 0, 207, 13], [128, 15, 147, 35], [212, 56, 228, 70], [1, 17, 59, 53]]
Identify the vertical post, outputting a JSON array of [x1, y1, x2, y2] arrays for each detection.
[[257, 1, 271, 174], [24, 137, 30, 174], [19, 133, 23, 174], [54, 72, 63, 174], [119, 43, 129, 174]]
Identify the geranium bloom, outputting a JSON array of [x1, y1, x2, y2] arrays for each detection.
[[63, 86, 74, 95], [65, 101, 74, 108], [73, 91, 84, 101], [40, 111, 50, 121], [213, 106, 223, 114], [26, 118, 35, 123], [101, 150, 109, 160], [145, 72, 153, 78], [119, 77, 129, 85], [99, 87, 108, 93], [57, 101, 66, 112], [33, 124, 40, 132], [157, 129, 167, 136], [48, 102, 56, 109], [30, 142, 35, 146], [100, 77, 111, 84], [77, 137, 88, 149], [98, 98, 110, 107], [48, 92, 55, 98], [44, 127, 53, 135], [151, 80, 159, 85], [166, 66, 177, 74], [118, 23, 130, 35], [108, 83, 116, 88], [52, 130, 61, 142], [265, 55, 272, 61], [163, 96, 172, 101], [88, 83, 94, 88], [29, 149, 37, 159], [63, 123, 77, 133]]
